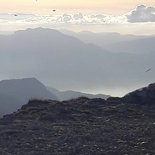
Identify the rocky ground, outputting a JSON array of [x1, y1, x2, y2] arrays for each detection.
[[0, 96, 155, 155]]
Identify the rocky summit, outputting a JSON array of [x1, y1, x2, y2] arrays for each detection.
[[0, 94, 155, 155]]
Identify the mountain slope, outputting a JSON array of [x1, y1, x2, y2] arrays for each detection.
[[48, 87, 110, 101], [106, 37, 155, 54], [107, 82, 155, 105], [0, 78, 57, 116], [122, 83, 155, 105], [61, 30, 149, 49], [0, 93, 21, 116], [0, 83, 155, 154]]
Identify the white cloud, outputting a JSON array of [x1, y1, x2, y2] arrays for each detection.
[[0, 12, 127, 26], [73, 13, 83, 20], [1, 5, 155, 27], [127, 5, 155, 23], [62, 14, 72, 22], [0, 5, 155, 34]]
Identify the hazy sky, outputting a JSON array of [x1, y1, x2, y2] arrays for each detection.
[[0, 0, 155, 14], [0, 1, 155, 34]]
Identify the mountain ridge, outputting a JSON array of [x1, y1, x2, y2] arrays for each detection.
[[0, 82, 155, 154], [0, 78, 57, 116], [48, 87, 110, 101]]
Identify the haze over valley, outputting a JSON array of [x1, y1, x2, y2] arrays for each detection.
[[0, 27, 154, 96]]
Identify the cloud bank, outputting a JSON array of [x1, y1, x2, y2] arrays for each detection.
[[0, 12, 125, 26], [0, 5, 155, 27], [127, 5, 155, 23], [0, 5, 155, 34]]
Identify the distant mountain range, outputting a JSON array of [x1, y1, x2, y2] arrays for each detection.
[[104, 37, 155, 54], [0, 28, 154, 96], [0, 78, 109, 117], [47, 87, 110, 101], [61, 30, 153, 51]]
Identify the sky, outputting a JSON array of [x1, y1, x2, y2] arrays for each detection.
[[0, 1, 155, 34], [0, 0, 155, 14], [0, 1, 155, 96]]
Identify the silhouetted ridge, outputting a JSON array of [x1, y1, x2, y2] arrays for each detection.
[[107, 83, 155, 105], [122, 83, 155, 105], [14, 27, 63, 38], [0, 84, 155, 154], [48, 87, 110, 101], [0, 78, 57, 116]]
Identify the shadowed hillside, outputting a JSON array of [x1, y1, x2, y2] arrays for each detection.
[[0, 78, 57, 116], [0, 83, 155, 155]]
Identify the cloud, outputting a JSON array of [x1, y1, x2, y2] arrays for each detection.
[[0, 12, 126, 26], [38, 13, 107, 25], [0, 5, 155, 32], [127, 5, 155, 23], [62, 14, 72, 22], [73, 13, 83, 20]]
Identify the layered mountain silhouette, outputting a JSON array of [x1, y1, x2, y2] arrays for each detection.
[[0, 78, 110, 117], [48, 87, 110, 101], [0, 28, 154, 94], [105, 37, 155, 54], [0, 83, 155, 154], [61, 30, 149, 50], [0, 78, 57, 116]]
